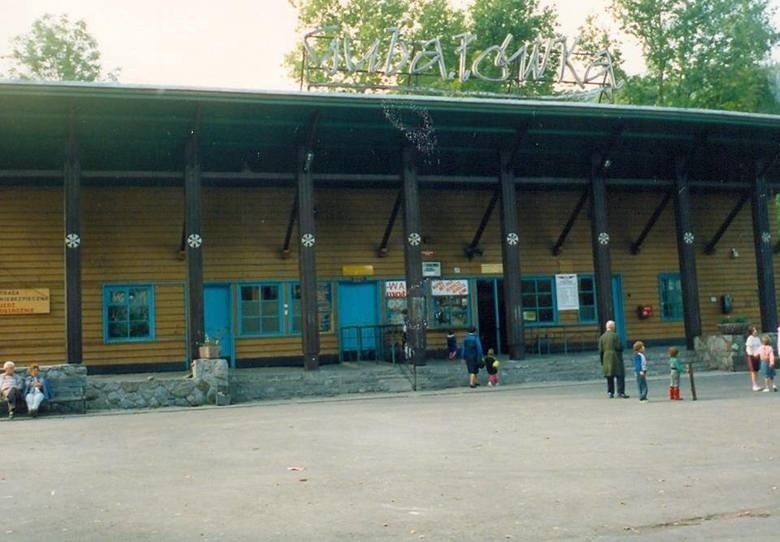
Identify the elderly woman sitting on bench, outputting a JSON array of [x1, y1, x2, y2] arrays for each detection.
[[24, 364, 50, 417]]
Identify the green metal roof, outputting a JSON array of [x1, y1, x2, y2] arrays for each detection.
[[1, 80, 779, 186]]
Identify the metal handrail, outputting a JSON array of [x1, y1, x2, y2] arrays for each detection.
[[339, 324, 417, 389], [524, 323, 600, 355], [338, 324, 405, 363]]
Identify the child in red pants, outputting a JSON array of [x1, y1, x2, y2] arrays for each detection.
[[485, 348, 499, 387]]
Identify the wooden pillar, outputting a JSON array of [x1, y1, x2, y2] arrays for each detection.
[[673, 157, 702, 349], [64, 119, 82, 364], [751, 159, 778, 332], [589, 153, 614, 332], [184, 134, 205, 361], [402, 147, 426, 366], [297, 147, 320, 370], [498, 149, 524, 359]]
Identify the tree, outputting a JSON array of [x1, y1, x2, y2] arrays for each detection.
[[463, 0, 558, 95], [611, 0, 778, 112], [6, 14, 119, 82]]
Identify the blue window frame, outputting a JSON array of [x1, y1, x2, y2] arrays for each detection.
[[578, 275, 597, 323], [239, 283, 282, 336], [659, 273, 683, 320], [521, 276, 556, 325], [103, 285, 155, 342]]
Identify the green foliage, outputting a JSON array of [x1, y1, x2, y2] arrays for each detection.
[[461, 0, 557, 95], [574, 15, 628, 101], [6, 14, 119, 82], [611, 0, 778, 112]]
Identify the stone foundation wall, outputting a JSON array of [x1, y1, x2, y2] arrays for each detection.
[[694, 333, 777, 371], [87, 359, 230, 410]]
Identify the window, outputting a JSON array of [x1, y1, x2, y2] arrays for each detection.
[[430, 294, 469, 328], [578, 275, 597, 323], [659, 273, 683, 320], [521, 277, 555, 324], [103, 285, 154, 342], [428, 280, 470, 329], [239, 284, 281, 335], [289, 282, 333, 334]]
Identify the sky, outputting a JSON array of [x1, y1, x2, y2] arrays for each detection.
[[0, 0, 777, 91]]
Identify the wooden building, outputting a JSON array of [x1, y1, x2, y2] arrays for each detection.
[[1, 81, 779, 371]]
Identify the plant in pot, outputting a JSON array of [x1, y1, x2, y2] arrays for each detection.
[[198, 335, 221, 359], [717, 315, 749, 335]]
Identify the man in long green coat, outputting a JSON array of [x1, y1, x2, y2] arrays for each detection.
[[599, 320, 628, 398]]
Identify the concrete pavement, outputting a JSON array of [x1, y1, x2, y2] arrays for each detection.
[[1, 372, 778, 541]]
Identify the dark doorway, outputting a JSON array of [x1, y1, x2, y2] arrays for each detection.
[[477, 279, 506, 355]]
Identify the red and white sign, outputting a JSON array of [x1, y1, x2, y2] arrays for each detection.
[[431, 279, 468, 297], [385, 281, 407, 298]]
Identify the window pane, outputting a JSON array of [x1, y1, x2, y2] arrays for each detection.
[[130, 288, 148, 305], [242, 318, 260, 334], [262, 317, 280, 333], [130, 322, 149, 337], [109, 306, 128, 322], [242, 301, 260, 318], [129, 305, 148, 320], [110, 290, 125, 304], [261, 301, 278, 317], [580, 277, 593, 290], [261, 285, 278, 300], [241, 286, 258, 301], [660, 274, 683, 319], [109, 322, 128, 338], [521, 277, 556, 326]]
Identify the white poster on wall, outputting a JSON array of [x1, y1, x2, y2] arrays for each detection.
[[385, 280, 407, 298], [431, 279, 469, 297], [555, 274, 580, 310]]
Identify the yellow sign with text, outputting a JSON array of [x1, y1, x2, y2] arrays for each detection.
[[0, 289, 50, 315], [342, 265, 375, 276]]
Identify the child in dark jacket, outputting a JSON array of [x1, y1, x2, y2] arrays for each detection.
[[446, 330, 458, 360], [484, 348, 499, 387]]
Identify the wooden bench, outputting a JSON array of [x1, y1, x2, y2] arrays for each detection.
[[47, 376, 87, 414]]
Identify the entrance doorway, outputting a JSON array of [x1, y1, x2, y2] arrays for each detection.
[[476, 275, 626, 354], [477, 279, 506, 355], [204, 284, 233, 367], [337, 281, 379, 360]]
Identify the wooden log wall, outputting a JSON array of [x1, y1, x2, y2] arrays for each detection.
[[0, 184, 775, 368]]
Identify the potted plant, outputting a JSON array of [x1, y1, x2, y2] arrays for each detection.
[[717, 316, 749, 335], [198, 335, 221, 359]]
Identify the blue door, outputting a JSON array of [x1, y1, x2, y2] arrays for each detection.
[[338, 282, 379, 360], [205, 284, 234, 367], [612, 275, 626, 346]]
